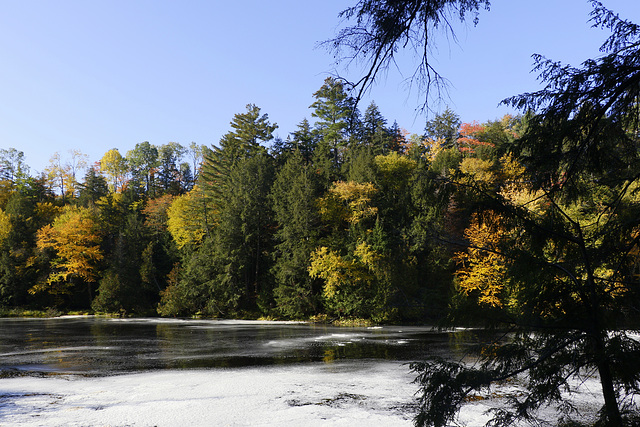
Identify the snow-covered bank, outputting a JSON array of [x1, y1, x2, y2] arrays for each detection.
[[0, 361, 417, 427], [0, 361, 613, 426], [0, 362, 608, 427]]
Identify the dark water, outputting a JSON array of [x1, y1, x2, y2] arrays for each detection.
[[0, 317, 489, 376]]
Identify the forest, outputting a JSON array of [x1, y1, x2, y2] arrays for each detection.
[[0, 76, 483, 321], [2, 0, 640, 423], [0, 67, 639, 327]]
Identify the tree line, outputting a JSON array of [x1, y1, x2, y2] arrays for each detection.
[[0, 77, 474, 321]]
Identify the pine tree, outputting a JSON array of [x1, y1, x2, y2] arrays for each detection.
[[362, 101, 392, 155], [200, 104, 277, 211], [310, 77, 357, 167], [78, 168, 108, 207], [424, 107, 461, 148], [270, 150, 321, 317]]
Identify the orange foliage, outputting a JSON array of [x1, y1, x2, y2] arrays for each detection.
[[143, 194, 175, 233], [458, 121, 493, 153], [31, 206, 103, 295]]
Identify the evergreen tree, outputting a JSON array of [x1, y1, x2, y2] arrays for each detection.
[[200, 104, 277, 209], [92, 211, 155, 314], [212, 153, 275, 312], [78, 168, 108, 207], [424, 107, 461, 148], [362, 101, 392, 154], [270, 150, 321, 317], [310, 77, 357, 167], [272, 118, 317, 165], [0, 192, 39, 306]]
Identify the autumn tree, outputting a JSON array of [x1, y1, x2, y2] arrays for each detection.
[[454, 211, 510, 308], [100, 148, 128, 193], [32, 206, 103, 305], [166, 185, 210, 249], [310, 180, 395, 318]]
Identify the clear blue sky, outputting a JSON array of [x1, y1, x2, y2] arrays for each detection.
[[1, 0, 638, 174]]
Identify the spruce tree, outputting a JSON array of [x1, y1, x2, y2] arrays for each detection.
[[270, 150, 321, 317]]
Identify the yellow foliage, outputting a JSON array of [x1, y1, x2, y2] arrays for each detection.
[[424, 138, 446, 162], [167, 186, 210, 249], [308, 247, 354, 298], [455, 212, 509, 307], [309, 241, 384, 300], [31, 206, 103, 295], [100, 148, 128, 192], [373, 152, 416, 192], [0, 208, 10, 243], [354, 241, 381, 271], [35, 202, 62, 225], [459, 157, 495, 185], [499, 153, 525, 181], [319, 181, 378, 225]]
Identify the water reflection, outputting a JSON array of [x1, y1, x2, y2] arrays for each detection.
[[0, 317, 496, 376]]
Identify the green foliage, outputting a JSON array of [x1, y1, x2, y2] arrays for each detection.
[[213, 153, 276, 313], [270, 150, 321, 318], [0, 148, 30, 185], [424, 107, 461, 148], [200, 104, 276, 209], [126, 141, 159, 196], [77, 168, 108, 206], [310, 77, 358, 167]]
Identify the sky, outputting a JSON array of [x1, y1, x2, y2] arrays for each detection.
[[0, 0, 638, 174]]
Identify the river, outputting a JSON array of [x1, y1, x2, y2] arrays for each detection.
[[0, 317, 602, 426]]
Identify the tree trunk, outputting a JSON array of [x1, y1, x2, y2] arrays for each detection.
[[594, 333, 623, 426]]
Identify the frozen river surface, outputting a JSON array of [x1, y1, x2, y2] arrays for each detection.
[[0, 317, 604, 426], [0, 317, 476, 375]]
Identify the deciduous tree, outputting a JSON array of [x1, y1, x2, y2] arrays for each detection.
[[32, 206, 103, 302], [100, 149, 128, 193]]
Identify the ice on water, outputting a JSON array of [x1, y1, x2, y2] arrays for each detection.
[[0, 361, 416, 427]]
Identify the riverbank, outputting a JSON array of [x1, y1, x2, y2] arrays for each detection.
[[0, 307, 382, 327], [0, 361, 606, 427], [1, 361, 417, 427]]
